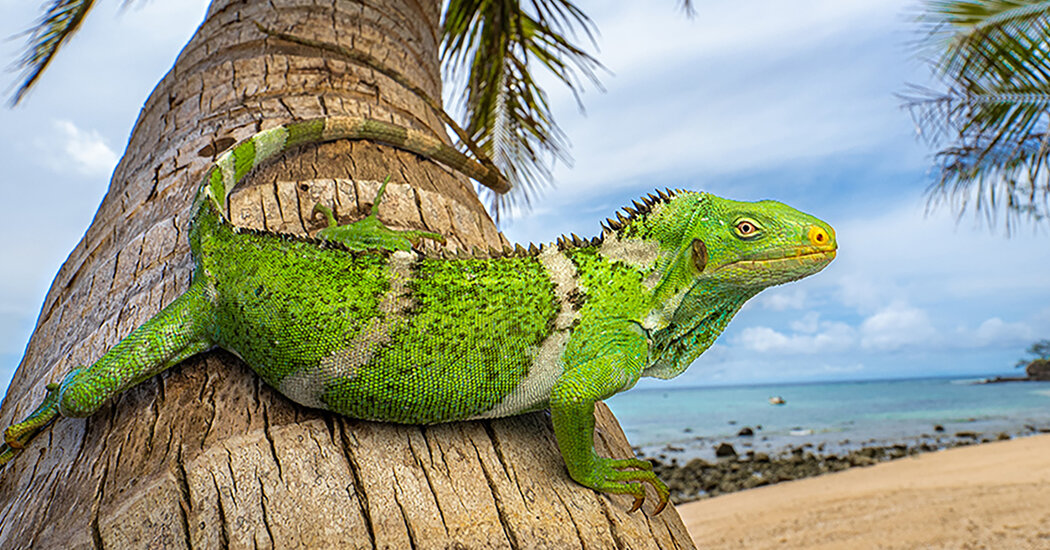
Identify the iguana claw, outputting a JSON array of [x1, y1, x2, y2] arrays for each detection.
[[576, 455, 670, 514], [628, 495, 666, 514], [652, 496, 667, 515]]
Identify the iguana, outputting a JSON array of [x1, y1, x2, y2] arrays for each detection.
[[0, 116, 837, 514]]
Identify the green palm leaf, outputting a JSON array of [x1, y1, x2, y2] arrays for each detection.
[[907, 0, 1050, 232], [442, 0, 605, 222], [10, 0, 102, 106]]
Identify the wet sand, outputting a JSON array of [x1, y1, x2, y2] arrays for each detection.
[[678, 434, 1050, 549]]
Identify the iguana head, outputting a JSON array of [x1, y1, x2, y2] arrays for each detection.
[[626, 191, 836, 299], [680, 193, 836, 288], [623, 191, 837, 379]]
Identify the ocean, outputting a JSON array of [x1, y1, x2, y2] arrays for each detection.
[[605, 377, 1050, 461]]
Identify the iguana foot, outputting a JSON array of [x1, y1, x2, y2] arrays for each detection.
[[0, 381, 63, 465], [577, 456, 670, 514], [313, 176, 445, 252]]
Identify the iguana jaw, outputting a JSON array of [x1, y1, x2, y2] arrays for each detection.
[[720, 248, 837, 271], [707, 245, 837, 288]]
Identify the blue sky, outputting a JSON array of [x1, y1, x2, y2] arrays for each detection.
[[0, 0, 1047, 394]]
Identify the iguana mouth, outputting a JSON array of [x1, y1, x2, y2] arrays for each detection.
[[718, 248, 837, 271]]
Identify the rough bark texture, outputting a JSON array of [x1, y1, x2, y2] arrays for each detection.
[[0, 1, 694, 548]]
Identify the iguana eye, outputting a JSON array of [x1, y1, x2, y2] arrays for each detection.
[[734, 219, 759, 238]]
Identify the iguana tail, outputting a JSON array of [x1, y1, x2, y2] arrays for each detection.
[[191, 116, 509, 224]]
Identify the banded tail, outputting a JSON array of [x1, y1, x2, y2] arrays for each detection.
[[192, 117, 510, 223]]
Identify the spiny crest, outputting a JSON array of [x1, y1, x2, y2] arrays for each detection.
[[415, 188, 680, 260], [555, 232, 601, 250], [553, 233, 604, 252], [600, 188, 680, 234]]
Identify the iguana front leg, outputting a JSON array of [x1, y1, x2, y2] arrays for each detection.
[[551, 320, 670, 514], [0, 279, 215, 465], [313, 176, 445, 251]]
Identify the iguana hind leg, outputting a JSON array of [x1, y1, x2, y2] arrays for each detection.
[[0, 279, 215, 465], [313, 175, 445, 252]]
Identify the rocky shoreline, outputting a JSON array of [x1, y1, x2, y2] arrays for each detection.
[[646, 424, 1050, 504], [982, 359, 1050, 383]]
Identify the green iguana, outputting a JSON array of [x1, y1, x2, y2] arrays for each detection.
[[0, 116, 837, 514]]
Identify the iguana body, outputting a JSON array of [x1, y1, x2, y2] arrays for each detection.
[[1, 116, 837, 514]]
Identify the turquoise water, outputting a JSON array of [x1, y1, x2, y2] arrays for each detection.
[[605, 377, 1050, 458]]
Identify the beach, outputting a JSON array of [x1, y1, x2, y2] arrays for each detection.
[[677, 433, 1050, 549]]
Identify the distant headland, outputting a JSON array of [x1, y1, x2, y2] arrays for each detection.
[[980, 359, 1050, 383]]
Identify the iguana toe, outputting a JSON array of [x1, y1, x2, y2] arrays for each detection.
[[0, 445, 16, 466], [579, 456, 670, 514], [2, 382, 62, 455], [312, 203, 338, 228]]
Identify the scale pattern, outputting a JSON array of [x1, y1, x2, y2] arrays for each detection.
[[198, 211, 563, 422]]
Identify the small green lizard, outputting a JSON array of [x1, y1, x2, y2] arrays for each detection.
[[0, 116, 836, 514]]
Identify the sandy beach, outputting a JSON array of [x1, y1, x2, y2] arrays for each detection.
[[678, 434, 1050, 549]]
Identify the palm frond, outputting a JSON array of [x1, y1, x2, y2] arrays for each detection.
[[907, 0, 1050, 232], [442, 0, 604, 222], [10, 0, 101, 106], [678, 0, 697, 18]]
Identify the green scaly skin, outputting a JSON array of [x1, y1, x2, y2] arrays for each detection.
[[0, 116, 837, 515]]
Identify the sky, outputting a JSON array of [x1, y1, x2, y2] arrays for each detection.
[[0, 0, 1047, 394]]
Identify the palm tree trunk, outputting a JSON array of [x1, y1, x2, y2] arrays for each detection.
[[0, 1, 694, 547]]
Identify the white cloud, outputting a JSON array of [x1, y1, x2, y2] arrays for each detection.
[[735, 307, 1038, 360], [965, 317, 1035, 348], [859, 301, 936, 351], [742, 304, 1021, 358], [48, 119, 119, 177], [736, 314, 856, 354]]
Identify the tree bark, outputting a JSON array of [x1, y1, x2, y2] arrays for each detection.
[[0, 1, 695, 548]]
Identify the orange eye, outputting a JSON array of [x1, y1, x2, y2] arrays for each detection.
[[735, 220, 758, 237]]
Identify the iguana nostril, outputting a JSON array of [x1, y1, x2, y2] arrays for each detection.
[[808, 225, 829, 246]]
